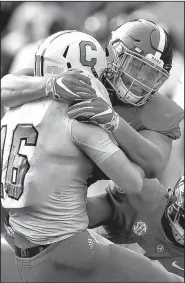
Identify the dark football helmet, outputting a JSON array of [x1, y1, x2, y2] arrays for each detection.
[[104, 19, 173, 106], [166, 174, 184, 246]]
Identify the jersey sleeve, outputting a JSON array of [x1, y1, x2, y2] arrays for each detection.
[[69, 119, 119, 164], [140, 93, 184, 140]]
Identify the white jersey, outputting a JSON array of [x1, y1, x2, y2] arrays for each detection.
[[1, 78, 118, 245]]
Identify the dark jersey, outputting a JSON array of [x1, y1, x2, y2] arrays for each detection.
[[112, 92, 184, 140], [104, 178, 184, 277]]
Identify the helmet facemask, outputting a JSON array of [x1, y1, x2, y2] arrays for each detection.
[[105, 39, 169, 106], [166, 175, 184, 246]]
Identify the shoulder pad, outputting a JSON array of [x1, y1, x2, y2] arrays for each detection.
[[140, 93, 184, 133]]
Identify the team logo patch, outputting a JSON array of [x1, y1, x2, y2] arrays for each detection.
[[132, 221, 147, 236], [156, 245, 164, 253], [47, 65, 63, 74]]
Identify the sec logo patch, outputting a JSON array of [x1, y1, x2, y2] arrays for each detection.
[[132, 221, 147, 236], [156, 245, 164, 253]]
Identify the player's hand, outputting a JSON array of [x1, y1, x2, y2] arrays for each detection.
[[104, 183, 134, 237], [45, 69, 97, 102], [105, 183, 127, 222], [68, 97, 120, 132]]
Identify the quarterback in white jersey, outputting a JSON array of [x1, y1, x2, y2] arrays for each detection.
[[1, 64, 117, 245]]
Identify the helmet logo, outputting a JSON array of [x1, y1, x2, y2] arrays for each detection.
[[79, 41, 97, 67], [132, 221, 147, 236]]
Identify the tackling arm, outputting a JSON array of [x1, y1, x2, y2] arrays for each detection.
[[1, 72, 47, 108], [113, 118, 172, 178], [1, 69, 97, 108], [87, 177, 169, 229], [113, 95, 184, 179]]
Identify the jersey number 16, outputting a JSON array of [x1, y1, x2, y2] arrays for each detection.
[[1, 124, 38, 201]]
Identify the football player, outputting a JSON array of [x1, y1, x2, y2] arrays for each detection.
[[67, 19, 184, 180], [87, 175, 184, 277], [63, 20, 185, 278], [2, 30, 181, 283], [65, 21, 184, 266], [68, 20, 184, 278]]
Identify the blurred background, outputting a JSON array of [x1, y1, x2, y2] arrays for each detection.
[[1, 1, 184, 82], [0, 2, 184, 281]]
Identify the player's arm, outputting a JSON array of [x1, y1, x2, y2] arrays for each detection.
[[71, 119, 145, 195], [1, 69, 97, 108], [112, 96, 184, 178], [112, 118, 172, 178], [68, 98, 183, 178], [1, 70, 47, 107], [87, 177, 169, 229]]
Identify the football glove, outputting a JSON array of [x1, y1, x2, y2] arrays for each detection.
[[105, 183, 127, 224], [103, 183, 134, 242], [68, 97, 120, 132], [45, 69, 97, 102]]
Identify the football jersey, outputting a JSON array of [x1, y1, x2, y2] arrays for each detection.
[[112, 92, 184, 140], [104, 178, 184, 277], [1, 78, 118, 245]]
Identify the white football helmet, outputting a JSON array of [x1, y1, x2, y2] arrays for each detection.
[[166, 175, 184, 246], [34, 30, 107, 79], [104, 19, 173, 106]]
